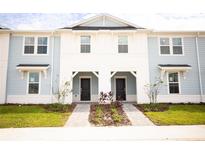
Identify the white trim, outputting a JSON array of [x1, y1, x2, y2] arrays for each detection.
[[22, 35, 49, 56], [157, 95, 205, 103], [114, 76, 127, 101], [92, 71, 99, 78], [50, 33, 54, 98], [110, 71, 117, 78], [7, 95, 52, 104], [158, 37, 184, 56], [167, 72, 181, 95], [27, 71, 41, 95], [195, 36, 203, 102], [79, 76, 92, 102], [72, 71, 79, 78]]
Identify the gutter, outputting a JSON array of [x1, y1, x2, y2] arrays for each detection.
[[195, 32, 203, 102]]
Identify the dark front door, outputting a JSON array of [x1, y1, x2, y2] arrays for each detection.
[[116, 78, 126, 101], [80, 78, 91, 101]]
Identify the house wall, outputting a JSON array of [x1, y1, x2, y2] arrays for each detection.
[[6, 34, 60, 104], [72, 72, 98, 102], [60, 31, 150, 103], [111, 72, 137, 102], [148, 36, 202, 103], [0, 33, 10, 104], [198, 37, 205, 102]]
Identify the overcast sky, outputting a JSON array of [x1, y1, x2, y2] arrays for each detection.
[[1, 13, 205, 31]]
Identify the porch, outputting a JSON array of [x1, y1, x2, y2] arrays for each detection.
[[71, 71, 137, 103]]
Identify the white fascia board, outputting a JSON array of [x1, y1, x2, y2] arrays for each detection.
[[11, 30, 55, 33], [158, 66, 192, 71], [16, 66, 49, 71]]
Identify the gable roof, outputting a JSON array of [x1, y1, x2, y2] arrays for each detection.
[[62, 14, 145, 30], [0, 25, 9, 30]]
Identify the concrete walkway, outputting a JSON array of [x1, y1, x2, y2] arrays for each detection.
[[64, 104, 91, 127], [0, 126, 205, 141], [123, 104, 154, 126]]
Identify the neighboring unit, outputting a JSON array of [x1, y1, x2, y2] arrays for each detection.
[[0, 26, 10, 103], [0, 14, 204, 104]]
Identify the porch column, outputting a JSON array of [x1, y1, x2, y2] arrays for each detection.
[[137, 68, 150, 103], [99, 69, 111, 93]]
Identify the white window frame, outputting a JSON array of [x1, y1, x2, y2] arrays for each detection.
[[118, 35, 128, 53], [23, 36, 49, 56], [27, 71, 41, 95], [80, 35, 91, 53], [167, 72, 181, 95], [159, 37, 184, 56]]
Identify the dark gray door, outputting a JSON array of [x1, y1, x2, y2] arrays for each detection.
[[80, 78, 91, 101], [116, 78, 126, 101]]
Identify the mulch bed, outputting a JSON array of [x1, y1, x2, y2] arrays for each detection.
[[89, 104, 132, 126]]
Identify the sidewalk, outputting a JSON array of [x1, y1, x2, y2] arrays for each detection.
[[64, 104, 91, 127], [0, 125, 205, 141], [123, 104, 154, 126]]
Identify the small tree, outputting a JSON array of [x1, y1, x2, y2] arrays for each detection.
[[144, 78, 163, 104], [55, 81, 72, 104]]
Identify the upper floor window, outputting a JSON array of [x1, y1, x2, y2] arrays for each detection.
[[28, 72, 40, 94], [160, 38, 170, 55], [172, 38, 183, 54], [24, 36, 48, 55], [159, 37, 183, 55], [168, 72, 180, 94], [81, 36, 90, 53], [24, 37, 35, 54], [37, 37, 48, 54], [118, 36, 128, 53]]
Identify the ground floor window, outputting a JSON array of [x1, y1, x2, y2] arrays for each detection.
[[168, 72, 180, 94], [28, 72, 40, 94]]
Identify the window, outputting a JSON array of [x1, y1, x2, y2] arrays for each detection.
[[172, 38, 183, 54], [118, 36, 128, 53], [24, 36, 48, 55], [81, 36, 90, 53], [37, 37, 48, 54], [159, 37, 183, 55], [168, 72, 180, 94], [28, 72, 40, 94], [160, 38, 170, 55], [24, 37, 35, 54]]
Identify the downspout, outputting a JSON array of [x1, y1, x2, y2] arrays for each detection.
[[50, 32, 54, 103], [195, 32, 203, 102]]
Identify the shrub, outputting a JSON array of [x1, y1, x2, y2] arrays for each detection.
[[136, 103, 170, 112], [99, 91, 113, 104], [45, 103, 71, 112], [111, 108, 123, 123], [111, 101, 122, 107]]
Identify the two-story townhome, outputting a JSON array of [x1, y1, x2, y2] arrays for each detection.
[[1, 14, 205, 104]]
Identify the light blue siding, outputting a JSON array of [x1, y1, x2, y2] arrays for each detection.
[[148, 37, 200, 95], [111, 72, 136, 95], [72, 72, 98, 95], [198, 37, 205, 94], [6, 36, 60, 96]]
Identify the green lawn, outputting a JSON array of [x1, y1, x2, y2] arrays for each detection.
[[0, 104, 75, 128], [137, 104, 205, 125]]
